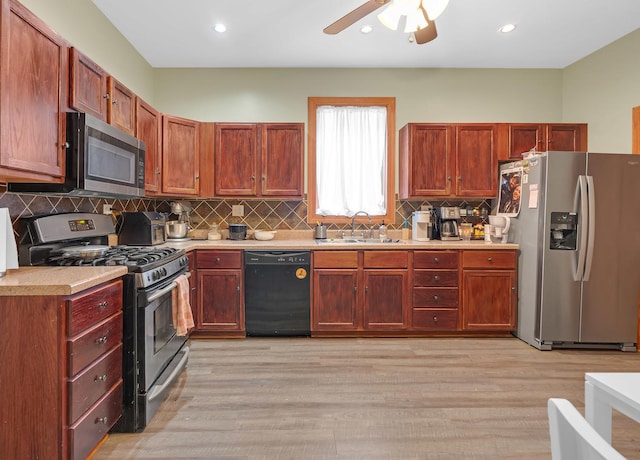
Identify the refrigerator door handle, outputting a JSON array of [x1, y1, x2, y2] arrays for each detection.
[[573, 175, 589, 281], [583, 175, 596, 281]]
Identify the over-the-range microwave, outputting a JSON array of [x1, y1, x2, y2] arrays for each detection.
[[9, 112, 145, 198]]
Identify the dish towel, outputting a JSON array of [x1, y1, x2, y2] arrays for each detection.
[[172, 274, 194, 336]]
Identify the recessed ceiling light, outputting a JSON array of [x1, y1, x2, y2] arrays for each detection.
[[361, 25, 373, 34], [499, 24, 516, 33], [214, 23, 227, 33]]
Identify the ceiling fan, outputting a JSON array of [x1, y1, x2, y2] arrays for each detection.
[[323, 0, 449, 44]]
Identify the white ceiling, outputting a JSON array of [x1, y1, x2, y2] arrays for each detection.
[[90, 0, 640, 69]]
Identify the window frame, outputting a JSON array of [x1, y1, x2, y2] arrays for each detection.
[[307, 96, 396, 226]]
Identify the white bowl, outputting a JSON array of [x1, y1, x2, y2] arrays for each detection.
[[254, 230, 277, 241]]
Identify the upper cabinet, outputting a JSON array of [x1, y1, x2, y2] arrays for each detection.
[[136, 97, 162, 194], [69, 47, 136, 135], [162, 115, 200, 196], [214, 122, 304, 198], [399, 123, 498, 199], [0, 0, 67, 182], [500, 123, 588, 161]]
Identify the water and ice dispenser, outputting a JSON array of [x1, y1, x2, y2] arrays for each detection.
[[549, 212, 578, 250]]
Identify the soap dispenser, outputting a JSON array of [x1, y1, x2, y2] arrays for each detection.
[[379, 221, 387, 241]]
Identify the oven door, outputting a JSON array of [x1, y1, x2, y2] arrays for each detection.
[[138, 273, 190, 393]]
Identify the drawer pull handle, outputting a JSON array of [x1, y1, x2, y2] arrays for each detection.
[[433, 315, 438, 323], [433, 295, 439, 302], [97, 301, 108, 311], [95, 374, 108, 382], [487, 257, 493, 263], [433, 257, 439, 263], [96, 417, 109, 425], [434, 275, 439, 282], [216, 257, 221, 263], [96, 336, 108, 345]]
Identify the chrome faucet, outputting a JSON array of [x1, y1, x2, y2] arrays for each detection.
[[350, 211, 372, 237]]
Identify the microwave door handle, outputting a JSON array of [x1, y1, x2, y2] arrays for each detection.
[[582, 176, 596, 281], [573, 176, 588, 281], [146, 272, 191, 303]]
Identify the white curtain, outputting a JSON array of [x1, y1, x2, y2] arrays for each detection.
[[315, 105, 387, 216]]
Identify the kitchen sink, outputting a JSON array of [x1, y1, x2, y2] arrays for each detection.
[[316, 238, 403, 245]]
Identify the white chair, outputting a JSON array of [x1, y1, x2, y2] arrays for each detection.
[[548, 398, 626, 460]]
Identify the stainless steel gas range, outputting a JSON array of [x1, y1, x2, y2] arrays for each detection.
[[17, 212, 191, 432]]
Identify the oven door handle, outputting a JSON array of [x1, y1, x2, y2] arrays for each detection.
[[147, 272, 191, 303], [148, 346, 190, 402]]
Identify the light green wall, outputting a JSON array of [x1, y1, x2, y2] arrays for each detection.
[[15, 0, 640, 153], [563, 28, 640, 153], [19, 0, 155, 102]]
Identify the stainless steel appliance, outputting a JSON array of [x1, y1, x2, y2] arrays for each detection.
[[244, 250, 311, 336], [118, 211, 166, 246], [229, 223, 248, 240], [17, 212, 190, 431], [9, 112, 145, 198], [436, 206, 460, 240], [499, 152, 640, 351]]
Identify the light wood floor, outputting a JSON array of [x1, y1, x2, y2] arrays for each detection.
[[94, 337, 640, 459]]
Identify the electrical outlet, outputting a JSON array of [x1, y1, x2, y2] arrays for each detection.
[[232, 205, 244, 217], [102, 204, 113, 214]]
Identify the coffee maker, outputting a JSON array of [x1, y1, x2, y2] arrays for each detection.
[[436, 206, 461, 241], [412, 209, 433, 241]]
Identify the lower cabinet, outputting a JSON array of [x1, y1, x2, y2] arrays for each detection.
[[312, 250, 409, 334], [194, 250, 244, 336], [461, 250, 517, 331], [0, 279, 123, 460]]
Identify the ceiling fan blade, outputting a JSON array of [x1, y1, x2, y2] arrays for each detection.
[[324, 0, 390, 35], [414, 6, 438, 44]]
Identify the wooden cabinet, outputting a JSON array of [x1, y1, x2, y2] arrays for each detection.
[[214, 122, 304, 197], [162, 115, 200, 196], [399, 123, 498, 198], [194, 250, 244, 335], [461, 250, 517, 331], [501, 123, 588, 161], [136, 97, 162, 194], [69, 48, 135, 135], [0, 0, 67, 182], [312, 250, 409, 334], [411, 250, 460, 331], [187, 251, 197, 326], [0, 279, 123, 460]]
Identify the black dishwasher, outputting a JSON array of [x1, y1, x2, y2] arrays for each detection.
[[244, 250, 311, 336]]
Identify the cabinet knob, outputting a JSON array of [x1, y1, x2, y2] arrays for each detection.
[[103, 94, 110, 100], [112, 99, 118, 105], [216, 257, 221, 263], [63, 142, 70, 149], [354, 286, 357, 293], [262, 176, 266, 181], [251, 175, 256, 181], [458, 176, 462, 181], [434, 275, 439, 282], [433, 257, 439, 263], [98, 301, 108, 311], [95, 336, 108, 345], [433, 315, 439, 323], [433, 295, 439, 302], [447, 176, 452, 181], [487, 257, 493, 263], [95, 417, 109, 425], [94, 374, 108, 382]]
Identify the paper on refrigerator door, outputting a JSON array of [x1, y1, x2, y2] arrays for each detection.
[[528, 184, 539, 209], [0, 207, 19, 276]]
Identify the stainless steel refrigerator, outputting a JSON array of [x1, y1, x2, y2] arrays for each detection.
[[498, 151, 640, 351]]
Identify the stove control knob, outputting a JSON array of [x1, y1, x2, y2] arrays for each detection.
[[161, 268, 167, 277], [152, 270, 161, 281]]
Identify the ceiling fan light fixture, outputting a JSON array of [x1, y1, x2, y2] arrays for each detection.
[[377, 3, 402, 30], [420, 0, 449, 21], [404, 8, 428, 33]]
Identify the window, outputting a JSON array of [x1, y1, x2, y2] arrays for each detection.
[[307, 97, 396, 225]]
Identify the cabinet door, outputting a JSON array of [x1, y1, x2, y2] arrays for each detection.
[[0, 0, 66, 181], [399, 124, 454, 198], [312, 269, 358, 331], [260, 123, 304, 197], [197, 269, 243, 332], [462, 270, 516, 331], [69, 47, 109, 121], [363, 270, 408, 330], [507, 124, 545, 160], [136, 98, 161, 194], [162, 115, 200, 196], [187, 252, 197, 327], [108, 77, 135, 136], [546, 124, 587, 152], [214, 123, 258, 196], [455, 124, 498, 197]]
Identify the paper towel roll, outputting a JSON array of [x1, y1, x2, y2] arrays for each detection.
[[0, 208, 19, 277]]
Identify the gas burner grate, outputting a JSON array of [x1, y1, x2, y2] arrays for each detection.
[[46, 246, 181, 269]]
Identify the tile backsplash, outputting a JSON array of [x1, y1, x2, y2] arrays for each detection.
[[0, 184, 491, 236]]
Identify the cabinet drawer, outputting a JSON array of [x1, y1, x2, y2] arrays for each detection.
[[412, 309, 459, 331], [462, 250, 516, 269], [313, 251, 358, 268], [68, 381, 122, 460], [414, 251, 458, 269], [197, 250, 242, 269], [69, 343, 122, 423], [363, 251, 408, 269], [68, 312, 123, 376], [414, 269, 458, 287], [413, 287, 459, 308], [68, 280, 122, 336]]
